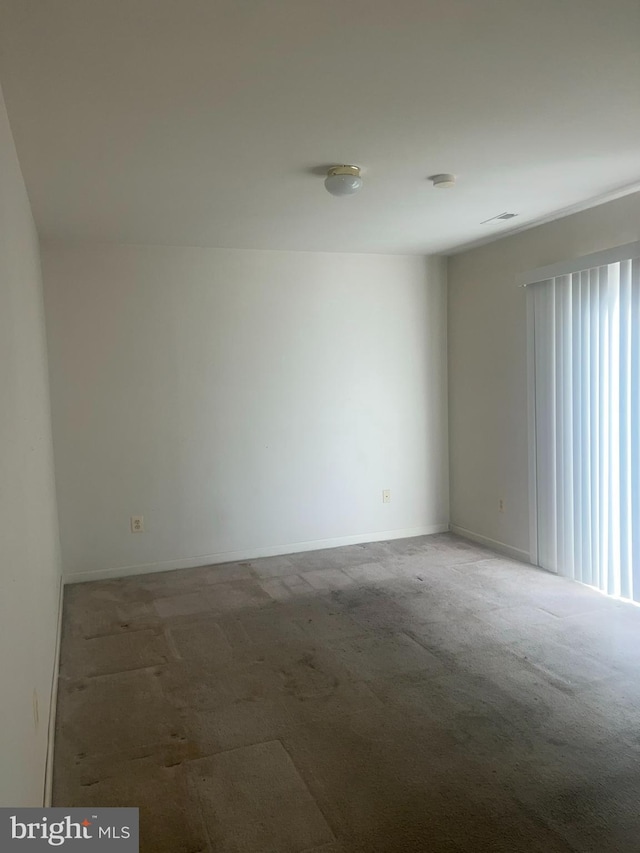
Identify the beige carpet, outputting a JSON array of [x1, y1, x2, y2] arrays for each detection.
[[54, 533, 640, 852]]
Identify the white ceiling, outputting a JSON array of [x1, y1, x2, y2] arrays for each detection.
[[0, 0, 639, 254]]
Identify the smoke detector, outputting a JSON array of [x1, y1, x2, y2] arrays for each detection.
[[429, 173, 456, 189]]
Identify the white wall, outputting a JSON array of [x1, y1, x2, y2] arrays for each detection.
[[448, 192, 640, 559], [0, 84, 61, 805], [42, 245, 448, 581]]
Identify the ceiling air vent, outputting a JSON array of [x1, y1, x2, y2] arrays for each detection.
[[481, 212, 519, 224]]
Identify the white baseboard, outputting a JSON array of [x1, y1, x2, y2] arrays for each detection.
[[43, 575, 64, 806], [64, 524, 450, 584], [449, 524, 531, 563]]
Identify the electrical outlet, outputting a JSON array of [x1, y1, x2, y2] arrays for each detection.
[[130, 515, 144, 533], [499, 498, 505, 513], [382, 489, 391, 504]]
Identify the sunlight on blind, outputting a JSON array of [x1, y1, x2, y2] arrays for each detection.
[[529, 257, 640, 601]]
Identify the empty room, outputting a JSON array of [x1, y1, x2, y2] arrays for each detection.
[[1, 1, 640, 851]]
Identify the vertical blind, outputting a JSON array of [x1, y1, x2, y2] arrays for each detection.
[[528, 247, 640, 601]]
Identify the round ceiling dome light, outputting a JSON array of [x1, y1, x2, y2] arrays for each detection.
[[324, 165, 363, 196], [430, 173, 456, 189]]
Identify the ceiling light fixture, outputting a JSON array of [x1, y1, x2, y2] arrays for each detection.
[[324, 165, 363, 197], [429, 173, 456, 189]]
